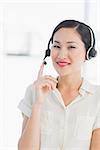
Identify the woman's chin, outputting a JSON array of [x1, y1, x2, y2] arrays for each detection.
[[57, 71, 71, 77], [53, 65, 72, 77]]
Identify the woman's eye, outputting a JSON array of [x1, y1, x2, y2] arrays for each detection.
[[68, 46, 76, 49], [53, 45, 60, 48]]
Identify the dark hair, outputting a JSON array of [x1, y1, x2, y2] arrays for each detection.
[[44, 20, 97, 61]]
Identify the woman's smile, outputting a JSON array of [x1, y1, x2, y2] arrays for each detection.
[[56, 59, 71, 68]]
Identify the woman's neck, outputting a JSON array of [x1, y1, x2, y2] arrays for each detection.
[[57, 73, 83, 92]]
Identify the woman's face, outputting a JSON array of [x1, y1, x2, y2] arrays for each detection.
[[51, 28, 86, 77]]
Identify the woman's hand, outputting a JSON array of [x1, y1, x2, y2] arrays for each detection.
[[33, 63, 58, 105]]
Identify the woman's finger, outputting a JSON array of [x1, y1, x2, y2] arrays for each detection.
[[44, 75, 58, 83], [37, 63, 45, 79], [41, 79, 57, 90]]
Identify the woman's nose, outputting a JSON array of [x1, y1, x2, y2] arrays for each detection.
[[58, 48, 68, 58]]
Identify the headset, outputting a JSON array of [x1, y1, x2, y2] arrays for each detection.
[[43, 27, 97, 64]]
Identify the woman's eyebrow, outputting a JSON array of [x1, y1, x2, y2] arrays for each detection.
[[67, 41, 77, 44], [54, 40, 77, 44], [54, 40, 60, 44]]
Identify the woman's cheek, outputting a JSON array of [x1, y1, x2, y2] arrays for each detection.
[[51, 50, 58, 60]]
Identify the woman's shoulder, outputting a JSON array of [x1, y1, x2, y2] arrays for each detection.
[[87, 80, 100, 104], [82, 79, 100, 102], [88, 81, 100, 94], [84, 79, 100, 93], [25, 83, 36, 95]]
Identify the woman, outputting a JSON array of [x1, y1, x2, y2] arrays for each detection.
[[18, 20, 100, 150]]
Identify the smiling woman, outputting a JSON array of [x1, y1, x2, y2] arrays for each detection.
[[18, 20, 100, 150], [51, 28, 86, 77]]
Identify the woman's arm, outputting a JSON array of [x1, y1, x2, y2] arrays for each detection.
[[90, 128, 100, 150], [18, 63, 57, 150], [18, 103, 43, 150]]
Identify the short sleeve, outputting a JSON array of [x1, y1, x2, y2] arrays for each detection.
[[93, 104, 100, 130], [18, 84, 36, 118]]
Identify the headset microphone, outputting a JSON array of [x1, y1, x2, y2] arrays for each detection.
[[43, 39, 51, 65]]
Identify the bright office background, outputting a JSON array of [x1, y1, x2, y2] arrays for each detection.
[[0, 0, 100, 149]]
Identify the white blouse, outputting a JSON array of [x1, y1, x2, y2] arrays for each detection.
[[18, 79, 100, 150]]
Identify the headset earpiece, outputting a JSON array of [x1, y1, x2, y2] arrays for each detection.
[[86, 47, 92, 60], [86, 27, 97, 60], [89, 47, 97, 58], [86, 47, 97, 60]]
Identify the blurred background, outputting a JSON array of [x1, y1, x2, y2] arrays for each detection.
[[0, 0, 100, 149]]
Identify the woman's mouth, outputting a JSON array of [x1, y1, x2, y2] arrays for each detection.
[[56, 61, 71, 67]]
